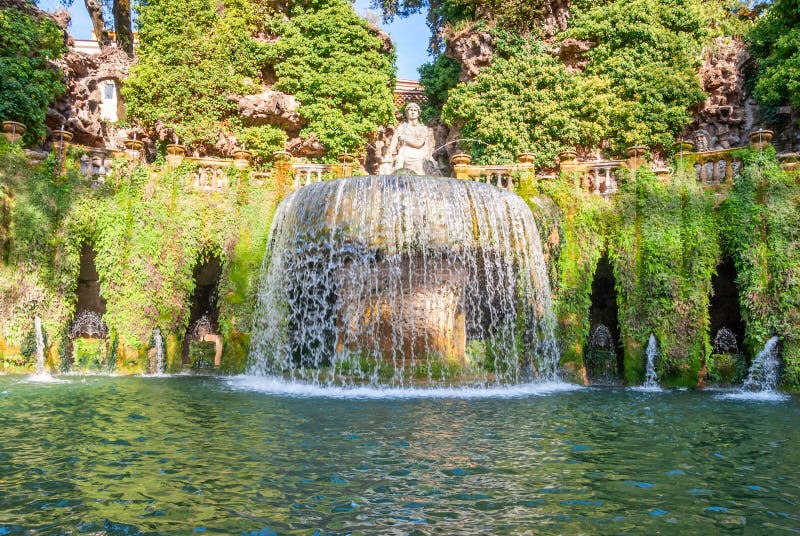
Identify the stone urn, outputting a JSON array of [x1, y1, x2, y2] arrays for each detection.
[[336, 152, 357, 178], [557, 150, 577, 163], [273, 150, 292, 162], [3, 121, 26, 143], [517, 152, 535, 165], [124, 138, 144, 152], [451, 153, 472, 166], [779, 153, 799, 175], [749, 129, 774, 150], [653, 167, 673, 184], [51, 129, 73, 155], [673, 140, 694, 153], [626, 145, 648, 158], [166, 144, 186, 169], [233, 149, 252, 170]]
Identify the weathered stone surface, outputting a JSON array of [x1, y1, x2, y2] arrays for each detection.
[[235, 89, 304, 133], [685, 38, 751, 151], [49, 45, 131, 147], [555, 38, 593, 73], [445, 28, 495, 82], [540, 0, 572, 39], [286, 135, 327, 159]]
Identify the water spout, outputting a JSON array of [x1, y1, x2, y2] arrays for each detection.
[[152, 328, 165, 375], [642, 334, 659, 389], [742, 336, 781, 393], [33, 316, 46, 376]]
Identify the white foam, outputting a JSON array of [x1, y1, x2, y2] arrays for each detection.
[[26, 374, 69, 384], [630, 386, 666, 393], [227, 375, 582, 399], [716, 390, 790, 402]]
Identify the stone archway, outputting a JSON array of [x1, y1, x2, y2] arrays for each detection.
[[586, 254, 622, 383]]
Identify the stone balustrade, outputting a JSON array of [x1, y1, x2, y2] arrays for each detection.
[[689, 149, 743, 183], [451, 153, 535, 192]]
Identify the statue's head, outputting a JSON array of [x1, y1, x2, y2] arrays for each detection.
[[405, 102, 420, 121]]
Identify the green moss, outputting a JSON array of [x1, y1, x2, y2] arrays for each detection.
[[220, 330, 250, 374]]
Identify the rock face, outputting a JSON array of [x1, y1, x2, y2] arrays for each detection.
[[445, 29, 495, 83], [685, 38, 751, 151], [555, 38, 593, 73], [540, 0, 571, 39], [235, 89, 304, 133], [49, 45, 131, 147]]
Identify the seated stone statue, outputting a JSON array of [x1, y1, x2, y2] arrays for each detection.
[[380, 102, 439, 175]]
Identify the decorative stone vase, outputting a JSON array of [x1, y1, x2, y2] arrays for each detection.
[[233, 149, 252, 170], [653, 167, 673, 184], [3, 121, 26, 143], [337, 153, 357, 164], [451, 153, 472, 166], [166, 144, 186, 169], [557, 150, 577, 162], [517, 152, 535, 165], [124, 139, 144, 152], [779, 153, 799, 176], [625, 145, 648, 159], [673, 140, 694, 153], [51, 129, 73, 154], [749, 129, 774, 149], [273, 150, 292, 162]]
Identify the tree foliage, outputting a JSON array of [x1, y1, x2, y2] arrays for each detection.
[[269, 1, 396, 157], [747, 0, 800, 106], [0, 6, 65, 144], [442, 40, 620, 165]]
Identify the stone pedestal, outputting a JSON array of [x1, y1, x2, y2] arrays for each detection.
[[166, 144, 186, 169], [2, 121, 25, 144]]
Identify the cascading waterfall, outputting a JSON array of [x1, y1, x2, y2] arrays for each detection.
[[33, 316, 46, 376], [249, 176, 559, 386], [742, 336, 781, 392], [152, 328, 165, 375], [643, 334, 659, 389]]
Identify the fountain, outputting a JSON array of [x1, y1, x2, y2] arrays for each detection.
[[249, 175, 559, 386], [642, 334, 660, 389], [151, 328, 165, 374], [585, 324, 617, 382], [742, 336, 781, 392], [33, 316, 46, 376]]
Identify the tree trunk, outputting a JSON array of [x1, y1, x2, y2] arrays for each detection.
[[83, 0, 108, 45], [113, 0, 133, 57]]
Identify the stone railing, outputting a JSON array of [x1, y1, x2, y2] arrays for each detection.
[[688, 150, 743, 184], [16, 128, 792, 198], [450, 153, 535, 192]]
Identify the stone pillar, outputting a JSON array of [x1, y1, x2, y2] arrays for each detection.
[[557, 150, 579, 174]]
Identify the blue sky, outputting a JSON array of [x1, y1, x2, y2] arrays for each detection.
[[37, 0, 431, 79]]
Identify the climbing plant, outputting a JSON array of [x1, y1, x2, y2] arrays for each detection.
[[0, 5, 66, 144], [721, 147, 800, 386]]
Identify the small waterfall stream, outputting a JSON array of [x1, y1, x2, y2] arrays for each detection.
[[642, 334, 659, 389], [33, 316, 46, 376], [742, 336, 781, 392], [152, 328, 165, 375], [249, 176, 559, 386]]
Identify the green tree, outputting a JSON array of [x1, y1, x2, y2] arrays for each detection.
[[748, 0, 800, 106], [0, 6, 66, 144], [442, 41, 619, 165], [270, 1, 396, 157]]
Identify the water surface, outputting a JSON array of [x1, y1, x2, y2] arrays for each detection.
[[1, 376, 798, 534]]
